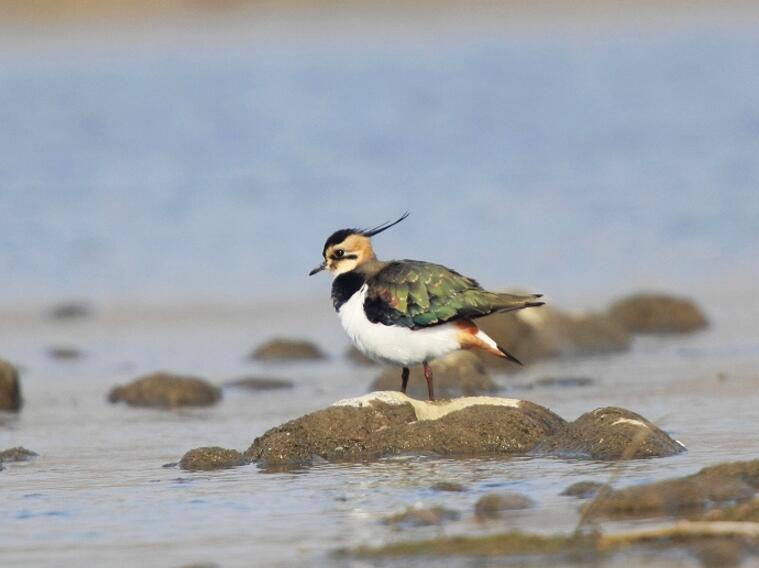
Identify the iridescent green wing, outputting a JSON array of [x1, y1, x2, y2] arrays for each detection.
[[364, 260, 519, 329]]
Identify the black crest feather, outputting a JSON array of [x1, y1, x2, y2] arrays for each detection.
[[322, 212, 410, 254]]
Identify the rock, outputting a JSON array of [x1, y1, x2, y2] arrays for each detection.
[[179, 447, 249, 471], [108, 372, 221, 409], [384, 506, 460, 528], [47, 301, 92, 320], [474, 492, 534, 519], [250, 338, 326, 361], [703, 498, 759, 522], [475, 305, 630, 370], [345, 346, 378, 366], [536, 407, 686, 460], [245, 393, 683, 469], [0, 359, 22, 412], [0, 447, 38, 462], [246, 392, 566, 469], [431, 481, 467, 492], [349, 531, 590, 559], [223, 377, 294, 390], [369, 351, 498, 398], [690, 539, 744, 568], [47, 346, 85, 361], [608, 293, 708, 334], [586, 459, 759, 519], [560, 481, 610, 499]]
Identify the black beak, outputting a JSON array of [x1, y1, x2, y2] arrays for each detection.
[[308, 263, 326, 276]]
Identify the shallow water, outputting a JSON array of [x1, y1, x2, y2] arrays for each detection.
[[2, 9, 759, 568], [2, 282, 759, 567]]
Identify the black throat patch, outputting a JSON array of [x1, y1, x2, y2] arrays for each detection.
[[331, 271, 366, 311]]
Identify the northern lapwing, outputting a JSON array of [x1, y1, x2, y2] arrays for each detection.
[[309, 213, 544, 401]]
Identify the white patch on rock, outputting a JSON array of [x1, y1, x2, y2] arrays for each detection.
[[612, 418, 650, 428], [332, 391, 522, 421]]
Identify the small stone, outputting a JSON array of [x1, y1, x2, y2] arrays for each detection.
[[47, 301, 92, 320], [560, 481, 610, 499], [431, 481, 467, 492], [250, 338, 326, 361], [0, 359, 22, 412], [608, 293, 708, 334], [0, 447, 38, 463], [474, 492, 534, 519], [179, 447, 249, 471], [224, 377, 295, 390], [47, 346, 85, 361], [384, 506, 460, 528], [108, 372, 221, 409]]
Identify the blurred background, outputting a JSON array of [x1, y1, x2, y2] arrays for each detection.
[[2, 2, 759, 567], [2, 0, 758, 309]]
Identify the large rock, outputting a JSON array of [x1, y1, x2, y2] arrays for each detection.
[[245, 393, 682, 469], [536, 407, 686, 460], [0, 359, 22, 412], [369, 351, 498, 398], [586, 459, 759, 519], [246, 392, 565, 468], [179, 447, 249, 471], [608, 293, 708, 334], [108, 372, 221, 409], [250, 338, 326, 361], [476, 306, 630, 370]]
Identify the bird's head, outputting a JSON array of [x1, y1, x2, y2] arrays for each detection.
[[309, 212, 409, 277]]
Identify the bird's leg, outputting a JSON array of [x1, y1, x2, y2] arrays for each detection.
[[423, 361, 435, 401], [401, 367, 410, 394]]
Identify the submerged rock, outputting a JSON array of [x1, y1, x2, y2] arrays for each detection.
[[474, 493, 534, 519], [587, 459, 759, 518], [179, 447, 249, 471], [246, 392, 565, 468], [245, 393, 682, 469], [536, 407, 686, 460], [47, 346, 85, 361], [561, 481, 610, 499], [431, 481, 467, 492], [608, 293, 708, 334], [703, 498, 759, 522], [47, 301, 93, 320], [0, 359, 22, 412], [0, 446, 37, 462], [476, 305, 630, 370], [108, 372, 221, 409], [223, 377, 294, 391], [384, 506, 460, 528], [349, 531, 591, 559], [369, 351, 498, 398], [250, 338, 326, 361]]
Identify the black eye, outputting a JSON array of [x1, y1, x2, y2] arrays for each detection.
[[334, 249, 345, 258]]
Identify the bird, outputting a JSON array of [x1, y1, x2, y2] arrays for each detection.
[[309, 213, 544, 401]]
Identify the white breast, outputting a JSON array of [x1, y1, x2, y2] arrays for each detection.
[[337, 285, 462, 367]]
